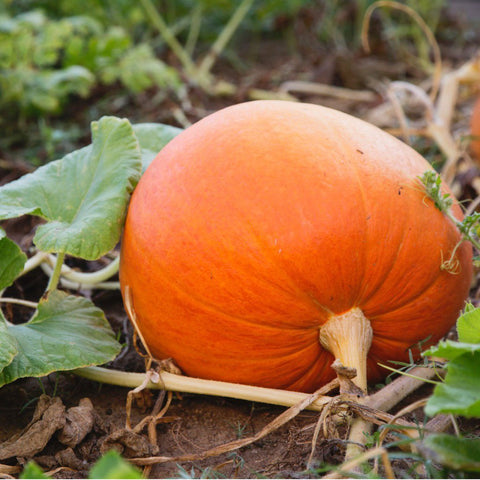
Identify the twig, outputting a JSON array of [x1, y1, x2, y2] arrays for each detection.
[[280, 81, 377, 102], [361, 0, 442, 101], [129, 379, 338, 466]]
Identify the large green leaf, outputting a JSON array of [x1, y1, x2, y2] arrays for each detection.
[[424, 340, 480, 362], [0, 116, 142, 260], [424, 352, 480, 417], [424, 305, 480, 418], [0, 290, 121, 387], [132, 122, 182, 171], [0, 313, 18, 374], [0, 227, 27, 290], [420, 434, 480, 472], [457, 304, 480, 343]]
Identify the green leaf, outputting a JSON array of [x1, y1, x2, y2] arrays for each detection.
[[0, 227, 27, 290], [0, 116, 142, 260], [0, 313, 18, 373], [420, 434, 480, 472], [89, 450, 142, 479], [20, 461, 50, 479], [457, 304, 480, 343], [424, 351, 480, 418], [424, 340, 480, 362], [133, 122, 182, 171], [0, 290, 121, 387]]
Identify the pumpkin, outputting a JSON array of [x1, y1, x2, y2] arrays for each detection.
[[119, 100, 472, 393], [471, 96, 480, 160]]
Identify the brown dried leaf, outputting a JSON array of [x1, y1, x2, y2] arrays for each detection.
[[0, 395, 66, 460], [57, 398, 95, 448], [54, 447, 84, 470], [100, 429, 159, 458]]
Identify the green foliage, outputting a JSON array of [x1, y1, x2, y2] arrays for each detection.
[[0, 116, 142, 260], [0, 290, 121, 387], [0, 116, 181, 388], [420, 170, 480, 260], [0, 9, 181, 119], [423, 305, 480, 418], [0, 228, 27, 290], [132, 122, 182, 171], [20, 461, 50, 479], [416, 305, 480, 473], [421, 434, 480, 473], [88, 450, 143, 479], [19, 451, 143, 479]]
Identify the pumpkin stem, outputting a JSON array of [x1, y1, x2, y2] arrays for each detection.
[[319, 308, 373, 393]]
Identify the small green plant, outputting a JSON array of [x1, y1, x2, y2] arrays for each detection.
[[418, 304, 480, 473], [20, 450, 143, 479], [419, 170, 480, 266], [0, 10, 180, 120]]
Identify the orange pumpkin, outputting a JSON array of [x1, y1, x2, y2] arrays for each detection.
[[471, 96, 480, 160], [120, 101, 472, 393]]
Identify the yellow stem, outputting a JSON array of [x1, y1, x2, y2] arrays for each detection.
[[319, 308, 373, 392]]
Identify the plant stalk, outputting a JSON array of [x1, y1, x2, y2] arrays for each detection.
[[319, 308, 373, 392], [197, 0, 254, 79], [74, 366, 333, 412], [47, 254, 120, 285], [46, 251, 66, 293], [139, 0, 196, 76]]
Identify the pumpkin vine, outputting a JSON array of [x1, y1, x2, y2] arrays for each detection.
[[420, 170, 480, 266]]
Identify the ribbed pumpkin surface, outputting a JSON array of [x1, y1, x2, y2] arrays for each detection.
[[120, 101, 472, 393]]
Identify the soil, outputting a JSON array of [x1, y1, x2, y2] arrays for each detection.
[[1, 3, 480, 478]]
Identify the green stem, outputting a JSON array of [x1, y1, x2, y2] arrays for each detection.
[[445, 210, 480, 252], [139, 0, 196, 76], [197, 0, 254, 79], [185, 2, 203, 57], [46, 251, 66, 293], [47, 254, 119, 285], [0, 297, 38, 309]]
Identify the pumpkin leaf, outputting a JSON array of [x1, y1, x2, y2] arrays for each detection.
[[0, 290, 121, 387], [20, 461, 51, 479], [424, 306, 480, 418], [0, 313, 18, 374], [0, 228, 27, 290], [132, 122, 182, 171], [424, 340, 480, 362], [457, 303, 480, 344], [424, 352, 480, 418], [88, 450, 143, 479], [419, 434, 480, 472], [0, 116, 142, 260]]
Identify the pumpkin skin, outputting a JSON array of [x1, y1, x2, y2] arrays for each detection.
[[120, 100, 472, 393], [471, 96, 480, 160]]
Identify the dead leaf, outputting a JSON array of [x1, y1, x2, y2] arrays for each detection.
[[57, 398, 95, 448], [54, 447, 84, 470], [100, 429, 159, 458], [0, 395, 66, 460]]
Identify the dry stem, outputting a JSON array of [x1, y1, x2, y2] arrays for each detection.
[[129, 379, 339, 467], [319, 308, 373, 393]]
